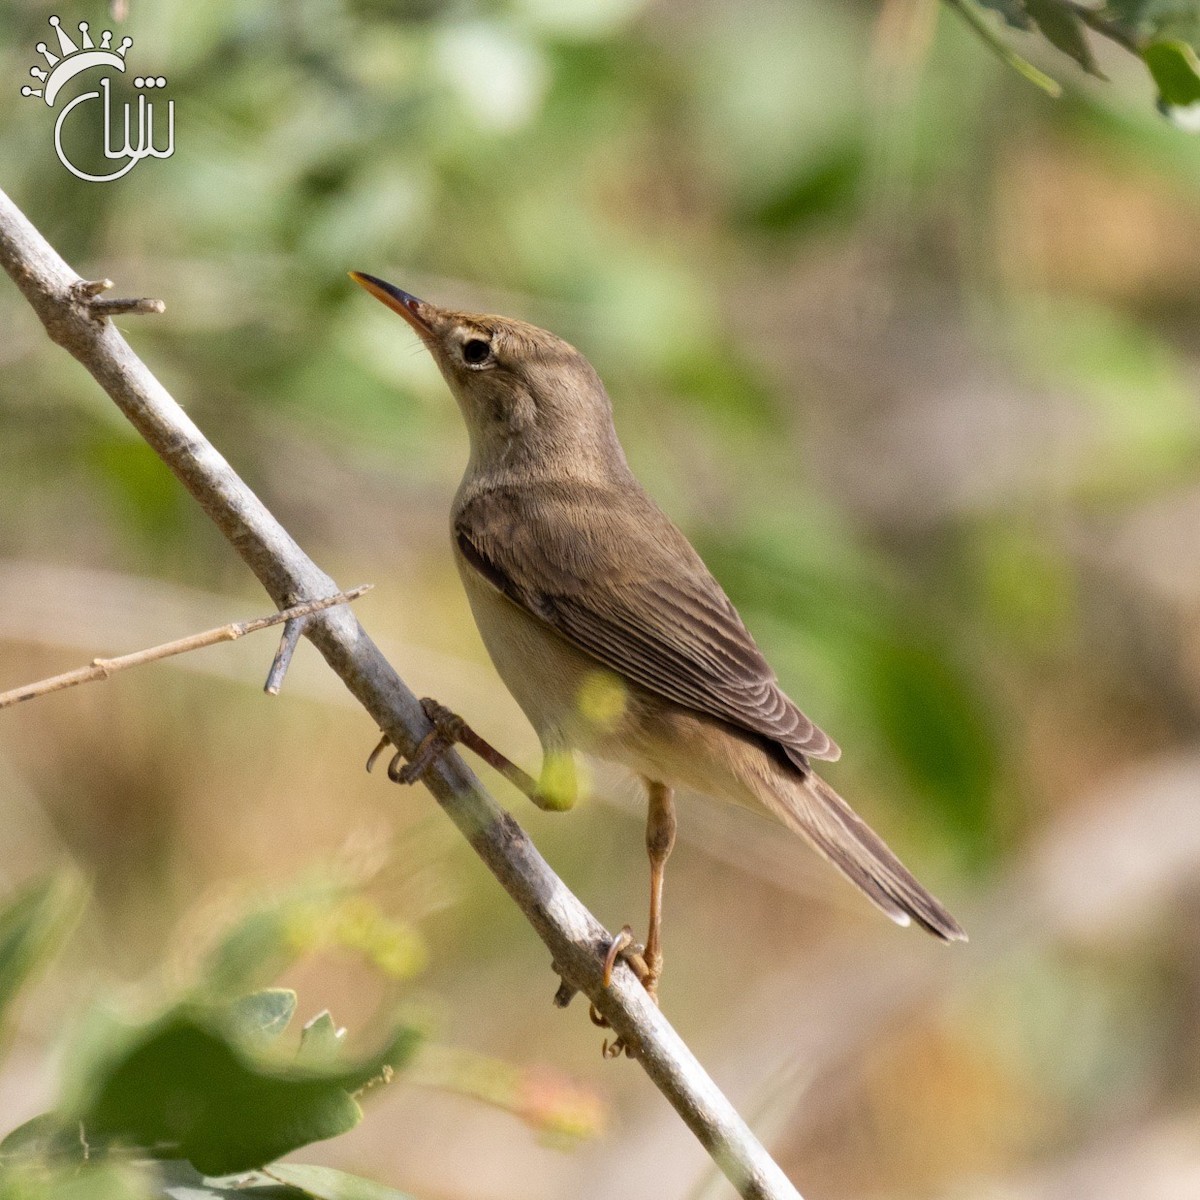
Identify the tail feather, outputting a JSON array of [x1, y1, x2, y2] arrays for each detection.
[[770, 769, 967, 942]]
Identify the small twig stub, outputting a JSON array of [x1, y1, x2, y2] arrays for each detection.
[[89, 295, 166, 317], [263, 616, 307, 695], [72, 278, 165, 320]]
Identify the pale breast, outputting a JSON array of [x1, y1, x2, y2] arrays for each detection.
[[453, 546, 602, 750]]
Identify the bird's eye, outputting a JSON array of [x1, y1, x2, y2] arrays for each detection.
[[462, 338, 492, 366]]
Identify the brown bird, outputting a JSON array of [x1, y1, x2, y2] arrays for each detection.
[[352, 272, 966, 1020]]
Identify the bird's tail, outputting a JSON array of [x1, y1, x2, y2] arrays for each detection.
[[767, 768, 967, 942]]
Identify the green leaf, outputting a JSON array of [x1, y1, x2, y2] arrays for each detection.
[[0, 1160, 154, 1200], [227, 990, 298, 1045], [156, 1160, 416, 1200], [946, 0, 1063, 95], [200, 883, 425, 997], [0, 873, 82, 1031], [262, 1165, 417, 1200], [0, 1111, 77, 1164], [77, 1008, 419, 1176], [200, 895, 327, 994], [1024, 0, 1102, 77], [85, 1023, 358, 1175], [977, 0, 1033, 30], [157, 1159, 297, 1198], [1144, 39, 1200, 106], [296, 1012, 346, 1068]]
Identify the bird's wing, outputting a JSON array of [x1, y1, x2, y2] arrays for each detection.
[[454, 481, 839, 765]]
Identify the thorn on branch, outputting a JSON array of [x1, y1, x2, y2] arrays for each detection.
[[552, 972, 578, 1008], [73, 278, 165, 321]]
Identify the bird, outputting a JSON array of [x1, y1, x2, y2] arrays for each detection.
[[350, 271, 966, 1031]]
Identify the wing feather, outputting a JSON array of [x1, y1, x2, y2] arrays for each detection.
[[455, 481, 840, 765]]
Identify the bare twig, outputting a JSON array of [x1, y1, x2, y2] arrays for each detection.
[[0, 586, 370, 709], [0, 184, 803, 1200]]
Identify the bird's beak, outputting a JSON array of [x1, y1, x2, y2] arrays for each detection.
[[349, 271, 434, 337]]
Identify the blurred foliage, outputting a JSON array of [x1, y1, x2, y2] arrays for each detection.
[[0, 870, 416, 1193], [0, 875, 82, 1044], [4, 0, 1200, 1196], [960, 0, 1200, 118], [198, 872, 428, 996], [699, 526, 1004, 862], [0, 874, 599, 1198]]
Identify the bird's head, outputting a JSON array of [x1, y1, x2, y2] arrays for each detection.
[[350, 272, 625, 479]]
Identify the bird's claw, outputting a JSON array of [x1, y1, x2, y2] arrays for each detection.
[[604, 1034, 636, 1060], [365, 699, 468, 786], [588, 1000, 637, 1059], [365, 733, 391, 774], [588, 925, 653, 1060], [602, 925, 637, 988]]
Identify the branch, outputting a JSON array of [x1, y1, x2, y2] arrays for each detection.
[[0, 185, 803, 1200], [0, 586, 370, 709]]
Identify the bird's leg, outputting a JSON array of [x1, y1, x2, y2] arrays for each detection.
[[643, 779, 677, 1001], [592, 780, 677, 1003], [587, 780, 675, 1059], [593, 781, 676, 1005], [367, 699, 581, 817]]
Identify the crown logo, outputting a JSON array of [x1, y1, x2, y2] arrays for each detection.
[[20, 15, 132, 106], [19, 11, 177, 182]]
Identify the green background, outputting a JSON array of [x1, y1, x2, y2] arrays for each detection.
[[3, 0, 1200, 1196]]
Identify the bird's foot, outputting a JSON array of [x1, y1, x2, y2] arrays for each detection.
[[362, 700, 484, 787], [367, 699, 545, 800], [601, 925, 647, 989], [366, 700, 481, 785], [405, 699, 467, 783], [588, 925, 656, 1059]]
